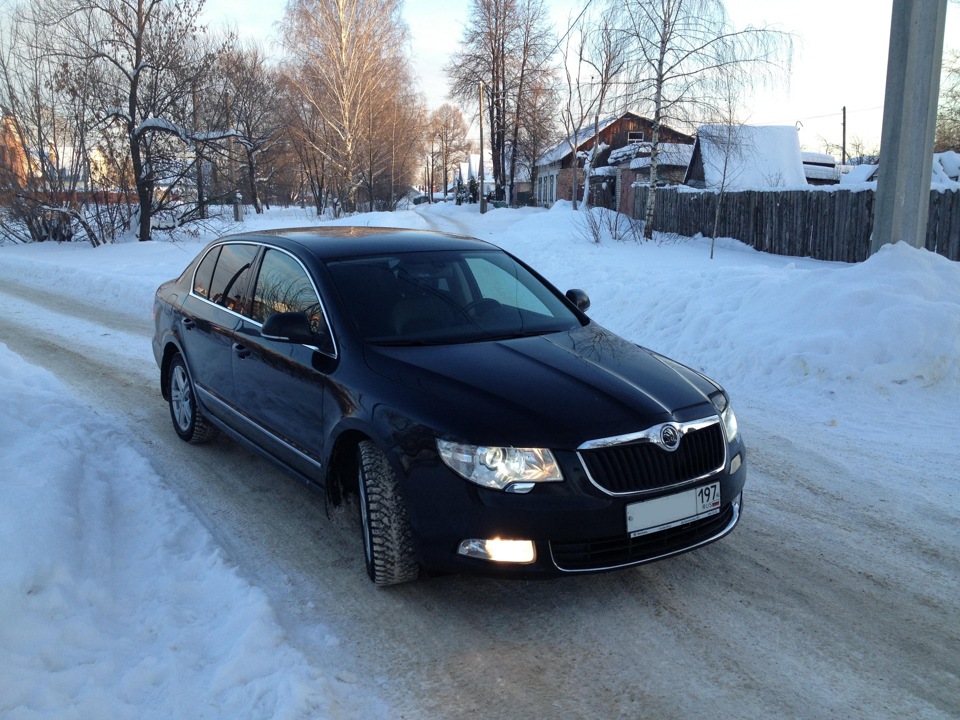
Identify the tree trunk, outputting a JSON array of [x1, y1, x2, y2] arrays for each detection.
[[246, 148, 262, 214], [643, 118, 661, 239], [643, 35, 668, 241]]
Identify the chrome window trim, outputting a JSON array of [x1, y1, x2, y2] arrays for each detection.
[[549, 494, 741, 573], [188, 240, 338, 359], [197, 386, 324, 471], [576, 416, 727, 497]]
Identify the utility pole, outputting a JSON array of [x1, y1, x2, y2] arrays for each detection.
[[479, 82, 487, 214], [841, 106, 847, 165], [872, 0, 947, 253], [429, 134, 435, 203]]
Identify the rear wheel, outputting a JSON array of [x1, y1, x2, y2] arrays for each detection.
[[168, 352, 219, 444], [357, 440, 419, 585]]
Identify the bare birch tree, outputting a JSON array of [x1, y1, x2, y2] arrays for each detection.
[[505, 0, 555, 204], [281, 0, 410, 213], [446, 0, 554, 203], [559, 7, 625, 210], [612, 0, 791, 238], [278, 68, 332, 214], [700, 60, 751, 258], [515, 77, 559, 202], [430, 104, 471, 201], [356, 63, 423, 211], [216, 43, 283, 214], [0, 1, 118, 245], [49, 0, 235, 240]]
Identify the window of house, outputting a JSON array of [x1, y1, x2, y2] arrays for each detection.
[[628, 131, 645, 144]]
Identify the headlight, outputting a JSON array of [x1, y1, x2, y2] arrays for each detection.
[[711, 393, 740, 443], [436, 439, 563, 492]]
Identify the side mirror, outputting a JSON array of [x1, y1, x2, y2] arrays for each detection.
[[565, 288, 590, 312], [262, 312, 317, 345]]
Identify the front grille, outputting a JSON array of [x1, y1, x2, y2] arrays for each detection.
[[578, 422, 725, 495], [550, 503, 735, 572]]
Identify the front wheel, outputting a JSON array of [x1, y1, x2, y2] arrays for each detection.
[[357, 440, 418, 585], [167, 352, 219, 444]]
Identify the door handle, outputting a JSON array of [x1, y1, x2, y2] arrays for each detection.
[[233, 343, 251, 359]]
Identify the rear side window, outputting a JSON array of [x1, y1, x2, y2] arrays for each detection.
[[208, 243, 258, 313], [192, 245, 221, 299]]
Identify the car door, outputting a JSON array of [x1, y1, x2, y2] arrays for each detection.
[[177, 241, 258, 425], [231, 246, 335, 480]]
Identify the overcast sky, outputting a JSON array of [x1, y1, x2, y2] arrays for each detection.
[[201, 0, 960, 155]]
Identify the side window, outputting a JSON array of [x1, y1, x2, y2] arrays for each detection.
[[208, 243, 258, 313], [252, 249, 332, 351], [193, 245, 221, 299]]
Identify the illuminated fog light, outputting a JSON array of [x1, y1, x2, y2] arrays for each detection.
[[457, 538, 536, 564], [730, 453, 742, 474]]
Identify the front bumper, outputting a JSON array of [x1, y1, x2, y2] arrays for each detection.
[[401, 440, 747, 578]]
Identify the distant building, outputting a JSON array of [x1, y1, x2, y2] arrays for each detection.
[[0, 106, 30, 190], [801, 151, 841, 186], [838, 151, 960, 189], [609, 141, 695, 214], [455, 154, 495, 200], [535, 111, 694, 208]]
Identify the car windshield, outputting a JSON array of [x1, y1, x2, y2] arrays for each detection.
[[326, 249, 583, 345]]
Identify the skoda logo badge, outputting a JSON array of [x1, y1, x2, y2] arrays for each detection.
[[660, 424, 681, 451]]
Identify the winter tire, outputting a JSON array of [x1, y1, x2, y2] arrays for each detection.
[[357, 440, 419, 585], [168, 352, 219, 444]]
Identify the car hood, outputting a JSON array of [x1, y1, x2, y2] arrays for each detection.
[[362, 323, 718, 449]]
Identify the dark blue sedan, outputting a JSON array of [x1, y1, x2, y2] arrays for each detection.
[[152, 227, 746, 585]]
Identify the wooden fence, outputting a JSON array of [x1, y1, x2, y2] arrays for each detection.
[[632, 186, 960, 263]]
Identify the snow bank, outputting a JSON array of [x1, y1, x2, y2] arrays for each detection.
[[0, 342, 382, 719], [464, 205, 960, 404]]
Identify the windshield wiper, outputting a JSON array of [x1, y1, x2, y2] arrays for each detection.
[[474, 328, 552, 342], [371, 338, 451, 347]]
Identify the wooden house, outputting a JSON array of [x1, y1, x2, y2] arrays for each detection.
[[534, 111, 694, 209]]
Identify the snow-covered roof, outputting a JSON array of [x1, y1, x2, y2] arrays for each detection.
[[537, 115, 622, 166], [605, 141, 694, 169], [589, 165, 618, 177], [458, 154, 488, 182], [694, 125, 808, 190], [607, 143, 645, 165], [838, 153, 960, 190], [801, 151, 836, 166], [934, 151, 960, 181], [630, 143, 694, 170], [804, 164, 841, 182], [840, 164, 878, 184]]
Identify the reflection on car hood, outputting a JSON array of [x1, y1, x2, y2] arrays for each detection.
[[363, 323, 716, 448]]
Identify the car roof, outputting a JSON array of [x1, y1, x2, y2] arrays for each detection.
[[216, 227, 497, 260]]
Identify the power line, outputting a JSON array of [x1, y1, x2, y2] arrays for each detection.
[[754, 105, 882, 125]]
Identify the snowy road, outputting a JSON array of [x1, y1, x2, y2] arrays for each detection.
[[1, 236, 956, 719]]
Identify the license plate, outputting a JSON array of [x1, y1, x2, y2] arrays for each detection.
[[626, 482, 721, 538]]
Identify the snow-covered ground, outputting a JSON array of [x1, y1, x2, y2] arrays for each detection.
[[0, 201, 957, 718]]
